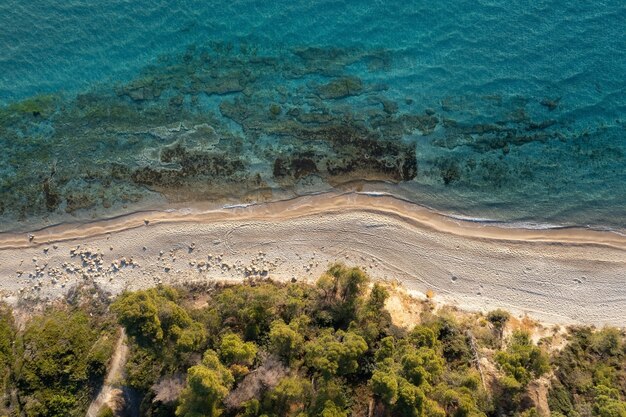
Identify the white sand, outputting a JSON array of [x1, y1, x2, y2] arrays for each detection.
[[1, 192, 624, 326]]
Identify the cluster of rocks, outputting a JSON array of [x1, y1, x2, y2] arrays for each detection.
[[109, 257, 138, 272], [15, 244, 143, 298], [16, 248, 68, 295], [182, 250, 279, 279]]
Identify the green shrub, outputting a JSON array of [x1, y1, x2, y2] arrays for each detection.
[[305, 329, 368, 379], [219, 333, 257, 367], [495, 331, 549, 387], [269, 319, 304, 365], [176, 350, 234, 417]]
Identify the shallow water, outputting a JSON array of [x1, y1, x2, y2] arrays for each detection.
[[0, 0, 625, 232]]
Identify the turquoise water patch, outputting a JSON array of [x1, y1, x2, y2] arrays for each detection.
[[0, 1, 624, 231]]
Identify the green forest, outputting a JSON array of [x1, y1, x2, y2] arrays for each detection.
[[0, 264, 624, 417]]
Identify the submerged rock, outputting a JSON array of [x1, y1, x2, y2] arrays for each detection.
[[316, 77, 364, 99]]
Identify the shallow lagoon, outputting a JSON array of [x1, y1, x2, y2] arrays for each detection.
[[0, 0, 624, 231]]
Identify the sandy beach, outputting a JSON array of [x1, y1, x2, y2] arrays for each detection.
[[1, 192, 624, 326]]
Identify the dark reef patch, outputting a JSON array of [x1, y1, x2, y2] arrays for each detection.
[[316, 77, 364, 99], [131, 144, 248, 191], [42, 178, 61, 212]]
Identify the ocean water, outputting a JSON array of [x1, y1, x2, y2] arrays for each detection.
[[0, 0, 625, 232]]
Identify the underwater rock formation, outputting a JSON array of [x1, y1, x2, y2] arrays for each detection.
[[0, 43, 622, 230]]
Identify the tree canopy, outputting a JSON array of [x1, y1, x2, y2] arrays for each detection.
[[1, 264, 624, 417]]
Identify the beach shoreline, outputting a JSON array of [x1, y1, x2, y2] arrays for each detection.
[[1, 192, 624, 326], [2, 191, 625, 250]]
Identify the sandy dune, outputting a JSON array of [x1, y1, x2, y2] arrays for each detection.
[[0, 192, 624, 326]]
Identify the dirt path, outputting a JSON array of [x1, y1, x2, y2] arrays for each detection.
[[86, 328, 129, 417]]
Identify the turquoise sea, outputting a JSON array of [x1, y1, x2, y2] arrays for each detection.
[[0, 0, 625, 232]]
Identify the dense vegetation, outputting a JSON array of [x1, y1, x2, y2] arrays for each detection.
[[0, 264, 624, 417], [549, 327, 626, 417], [0, 286, 117, 417]]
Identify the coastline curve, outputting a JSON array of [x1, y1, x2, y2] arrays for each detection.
[[0, 192, 624, 326]]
